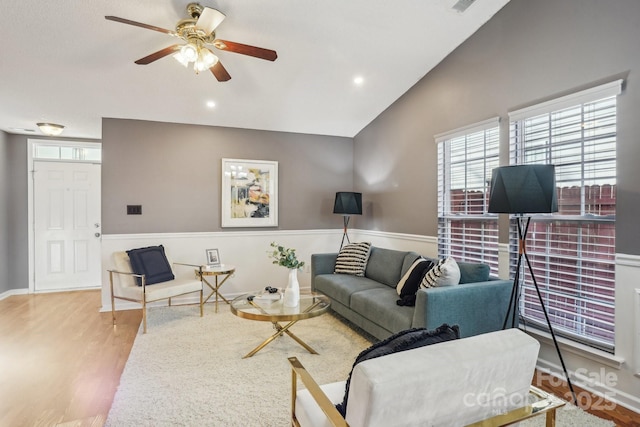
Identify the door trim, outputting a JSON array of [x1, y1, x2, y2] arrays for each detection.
[[27, 139, 102, 293]]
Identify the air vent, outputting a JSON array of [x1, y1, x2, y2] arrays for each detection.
[[452, 0, 476, 13]]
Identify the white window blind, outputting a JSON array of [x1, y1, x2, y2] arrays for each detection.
[[436, 118, 499, 274], [509, 80, 620, 352]]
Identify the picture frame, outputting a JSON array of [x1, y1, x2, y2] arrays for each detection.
[[206, 248, 221, 266], [221, 158, 278, 228]]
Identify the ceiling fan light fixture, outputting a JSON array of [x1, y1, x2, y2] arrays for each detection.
[[180, 43, 199, 62], [36, 123, 65, 136], [173, 51, 190, 67], [200, 48, 218, 67]]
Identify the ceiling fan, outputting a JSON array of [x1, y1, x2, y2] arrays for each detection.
[[105, 3, 277, 81]]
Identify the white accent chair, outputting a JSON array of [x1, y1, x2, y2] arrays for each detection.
[[108, 251, 203, 333], [289, 329, 565, 427]]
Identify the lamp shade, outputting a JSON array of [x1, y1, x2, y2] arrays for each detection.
[[333, 192, 362, 215], [488, 165, 558, 214]]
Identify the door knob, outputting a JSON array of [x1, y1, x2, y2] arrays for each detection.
[[95, 233, 101, 238]]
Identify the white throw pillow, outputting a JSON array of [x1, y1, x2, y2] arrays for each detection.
[[421, 257, 461, 288]]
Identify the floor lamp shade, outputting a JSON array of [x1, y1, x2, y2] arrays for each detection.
[[488, 165, 558, 214], [333, 192, 362, 215]]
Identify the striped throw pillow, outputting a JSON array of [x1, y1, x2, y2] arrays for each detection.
[[334, 242, 372, 276], [421, 257, 460, 288]]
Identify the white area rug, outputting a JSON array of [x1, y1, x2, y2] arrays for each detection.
[[106, 306, 615, 426]]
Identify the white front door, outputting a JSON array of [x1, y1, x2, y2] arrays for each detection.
[[33, 161, 102, 291]]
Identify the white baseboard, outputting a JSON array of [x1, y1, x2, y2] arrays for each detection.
[[0, 288, 29, 301]]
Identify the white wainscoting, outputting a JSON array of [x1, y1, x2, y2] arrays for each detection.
[[101, 229, 344, 312], [101, 229, 438, 312]]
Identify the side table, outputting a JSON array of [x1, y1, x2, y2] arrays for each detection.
[[196, 264, 235, 312]]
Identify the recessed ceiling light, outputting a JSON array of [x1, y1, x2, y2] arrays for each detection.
[[353, 76, 364, 86], [206, 100, 216, 108]]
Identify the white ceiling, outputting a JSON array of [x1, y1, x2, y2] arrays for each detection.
[[0, 0, 509, 139]]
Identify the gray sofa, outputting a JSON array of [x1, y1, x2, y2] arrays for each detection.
[[311, 246, 515, 340]]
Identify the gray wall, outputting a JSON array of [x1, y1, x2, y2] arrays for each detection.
[[103, 118, 353, 234], [0, 130, 8, 293], [354, 0, 640, 255], [1, 133, 29, 291]]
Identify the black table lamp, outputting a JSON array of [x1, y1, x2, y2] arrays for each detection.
[[333, 192, 362, 250], [488, 164, 576, 404]]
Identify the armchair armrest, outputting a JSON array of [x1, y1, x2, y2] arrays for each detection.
[[172, 262, 204, 275], [173, 262, 202, 269], [289, 357, 348, 427], [412, 280, 514, 338], [107, 269, 143, 278], [108, 269, 147, 290]]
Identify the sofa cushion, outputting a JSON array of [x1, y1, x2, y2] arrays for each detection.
[[422, 257, 460, 288], [458, 262, 491, 284], [315, 274, 387, 307], [336, 324, 460, 417], [365, 247, 409, 287], [350, 287, 414, 333], [334, 242, 372, 277], [126, 245, 175, 285]]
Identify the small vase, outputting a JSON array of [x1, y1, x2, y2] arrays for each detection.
[[283, 268, 300, 307]]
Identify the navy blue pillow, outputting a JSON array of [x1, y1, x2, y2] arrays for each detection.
[[126, 245, 175, 286], [336, 324, 460, 416], [396, 259, 435, 306]]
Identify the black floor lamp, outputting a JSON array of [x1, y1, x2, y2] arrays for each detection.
[[333, 192, 362, 250], [488, 164, 577, 405]]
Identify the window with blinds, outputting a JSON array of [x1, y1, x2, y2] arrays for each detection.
[[436, 118, 499, 274], [509, 80, 621, 352]]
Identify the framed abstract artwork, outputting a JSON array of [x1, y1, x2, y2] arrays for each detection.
[[221, 158, 278, 227]]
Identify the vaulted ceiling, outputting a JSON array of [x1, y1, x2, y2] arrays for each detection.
[[0, 0, 509, 139]]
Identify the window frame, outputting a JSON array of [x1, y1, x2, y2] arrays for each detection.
[[508, 80, 622, 352], [436, 117, 500, 275]]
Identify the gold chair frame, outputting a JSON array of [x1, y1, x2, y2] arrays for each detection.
[[288, 357, 565, 427], [109, 262, 204, 333]]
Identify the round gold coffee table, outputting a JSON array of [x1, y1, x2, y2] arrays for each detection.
[[230, 292, 330, 358]]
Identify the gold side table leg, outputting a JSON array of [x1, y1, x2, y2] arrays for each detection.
[[201, 277, 216, 304], [200, 272, 233, 313], [242, 319, 318, 358], [215, 273, 232, 304]]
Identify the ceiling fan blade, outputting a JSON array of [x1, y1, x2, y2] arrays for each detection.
[[210, 61, 231, 82], [135, 45, 181, 65], [105, 16, 176, 36], [197, 7, 226, 34], [213, 40, 277, 61]]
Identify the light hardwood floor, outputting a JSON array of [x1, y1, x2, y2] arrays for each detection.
[[1, 290, 638, 426], [0, 290, 140, 426]]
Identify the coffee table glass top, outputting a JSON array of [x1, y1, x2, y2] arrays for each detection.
[[230, 292, 330, 322]]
